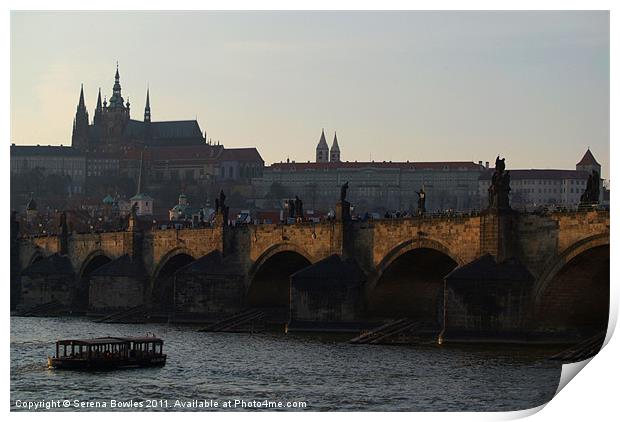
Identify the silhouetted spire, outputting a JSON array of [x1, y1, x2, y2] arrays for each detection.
[[78, 84, 86, 110], [316, 128, 329, 163], [144, 88, 151, 123], [331, 132, 340, 151], [94, 88, 103, 125], [109, 62, 125, 109], [330, 131, 341, 162], [136, 152, 144, 196], [318, 128, 328, 146], [72, 84, 89, 150]]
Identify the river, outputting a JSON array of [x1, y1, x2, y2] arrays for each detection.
[[10, 316, 563, 411]]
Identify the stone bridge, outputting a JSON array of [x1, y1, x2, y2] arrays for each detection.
[[13, 209, 609, 342]]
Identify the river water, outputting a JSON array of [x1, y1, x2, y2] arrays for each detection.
[[10, 316, 564, 412]]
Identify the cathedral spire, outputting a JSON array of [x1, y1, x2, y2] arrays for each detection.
[[109, 62, 125, 109], [78, 84, 86, 110], [316, 128, 329, 163], [144, 87, 151, 123], [94, 88, 103, 126], [72, 84, 89, 150], [330, 131, 341, 162], [136, 152, 144, 196]]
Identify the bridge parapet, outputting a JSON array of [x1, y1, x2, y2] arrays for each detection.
[[514, 210, 609, 278], [367, 215, 482, 271]]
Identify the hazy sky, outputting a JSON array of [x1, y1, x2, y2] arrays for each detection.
[[11, 11, 609, 176]]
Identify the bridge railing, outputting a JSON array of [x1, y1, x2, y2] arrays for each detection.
[[16, 204, 609, 240]]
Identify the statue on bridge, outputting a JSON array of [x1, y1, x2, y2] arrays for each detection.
[[288, 199, 296, 219], [215, 189, 229, 225], [416, 187, 426, 215], [487, 156, 511, 210], [580, 170, 600, 205], [340, 181, 349, 202], [336, 182, 351, 221], [294, 196, 304, 222]]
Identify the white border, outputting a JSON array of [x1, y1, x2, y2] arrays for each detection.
[[3, 1, 617, 421]]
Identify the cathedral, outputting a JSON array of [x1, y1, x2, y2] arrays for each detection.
[[315, 129, 340, 163], [71, 65, 207, 153]]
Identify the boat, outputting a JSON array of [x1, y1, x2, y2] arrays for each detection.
[[47, 336, 167, 370]]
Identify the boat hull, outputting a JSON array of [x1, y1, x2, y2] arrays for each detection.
[[48, 355, 166, 370]]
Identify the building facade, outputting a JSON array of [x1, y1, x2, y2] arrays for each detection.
[[10, 145, 86, 194], [477, 149, 603, 210], [254, 131, 488, 212]]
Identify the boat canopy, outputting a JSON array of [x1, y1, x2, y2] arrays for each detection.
[[55, 336, 163, 346]]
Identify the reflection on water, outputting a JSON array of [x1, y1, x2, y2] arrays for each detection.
[[11, 317, 563, 411]]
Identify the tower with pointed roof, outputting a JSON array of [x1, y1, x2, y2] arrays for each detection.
[[93, 88, 103, 127], [71, 84, 90, 151], [315, 129, 329, 163], [144, 88, 151, 123], [576, 148, 601, 177], [330, 132, 341, 162], [130, 152, 153, 216], [102, 64, 131, 146]]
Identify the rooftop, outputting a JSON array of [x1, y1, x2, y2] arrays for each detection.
[[10, 145, 84, 157], [220, 147, 264, 163], [269, 161, 485, 172], [478, 169, 590, 181], [577, 149, 600, 166]]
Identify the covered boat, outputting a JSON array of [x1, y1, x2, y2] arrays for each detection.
[[47, 336, 166, 370]]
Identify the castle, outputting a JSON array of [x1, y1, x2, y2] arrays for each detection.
[[71, 64, 206, 153]]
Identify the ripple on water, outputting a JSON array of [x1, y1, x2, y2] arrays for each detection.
[[10, 317, 563, 411]]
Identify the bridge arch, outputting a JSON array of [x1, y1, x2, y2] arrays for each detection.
[[76, 250, 113, 311], [151, 247, 197, 311], [246, 243, 314, 309], [367, 238, 461, 325], [533, 234, 609, 339]]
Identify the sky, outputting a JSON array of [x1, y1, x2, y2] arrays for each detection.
[[10, 11, 610, 176]]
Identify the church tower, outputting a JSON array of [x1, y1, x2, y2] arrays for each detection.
[[93, 88, 103, 126], [330, 131, 341, 162], [315, 129, 329, 163], [71, 84, 89, 151], [576, 148, 602, 177], [101, 64, 131, 149], [144, 88, 151, 123]]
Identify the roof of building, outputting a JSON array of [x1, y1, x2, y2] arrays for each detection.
[[102, 195, 115, 204], [316, 129, 329, 150], [170, 203, 202, 218], [117, 119, 205, 146], [269, 161, 485, 172], [445, 254, 534, 283], [219, 148, 264, 163], [330, 132, 340, 151], [22, 253, 74, 276], [10, 145, 84, 157], [90, 254, 145, 277], [577, 149, 600, 166], [130, 193, 153, 201], [478, 169, 590, 181], [176, 250, 244, 276]]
